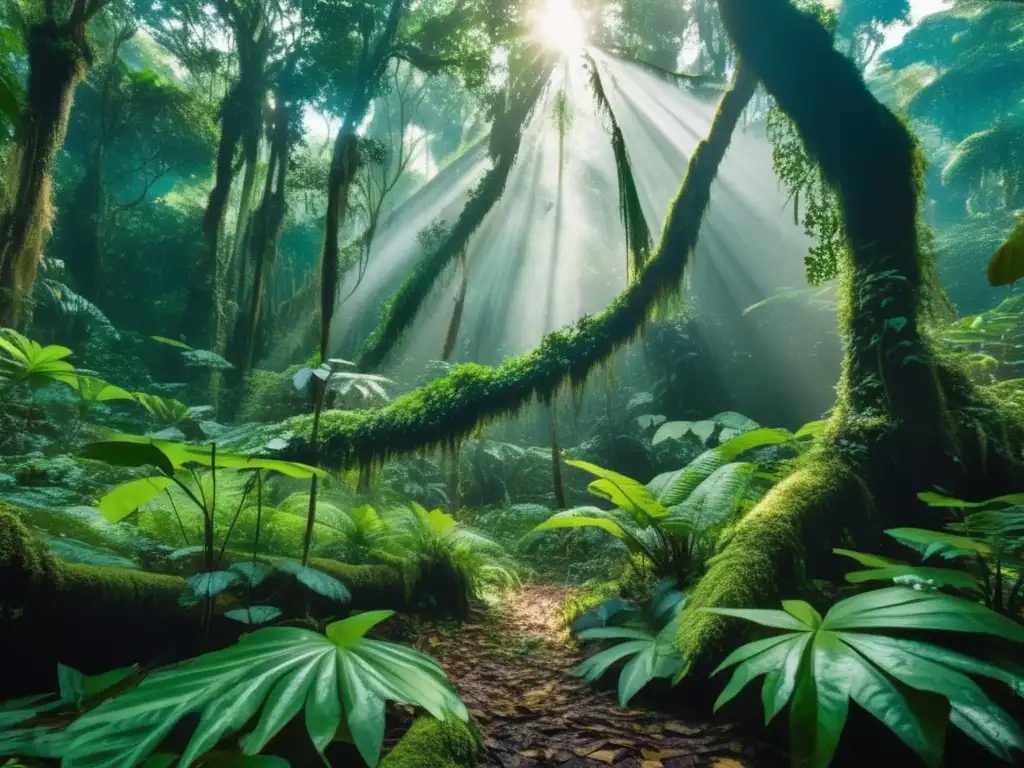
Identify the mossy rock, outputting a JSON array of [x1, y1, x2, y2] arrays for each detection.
[[380, 715, 481, 768]]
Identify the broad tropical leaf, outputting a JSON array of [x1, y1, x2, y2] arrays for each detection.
[[224, 607, 282, 625], [918, 491, 1024, 510], [665, 462, 752, 536], [275, 562, 351, 603], [652, 420, 716, 446], [97, 476, 174, 523], [575, 597, 685, 707], [530, 509, 628, 540], [187, 571, 242, 598], [707, 587, 1024, 766], [151, 336, 194, 351], [565, 459, 667, 522], [0, 330, 78, 389], [88, 435, 327, 479], [78, 377, 134, 403], [60, 617, 466, 767]]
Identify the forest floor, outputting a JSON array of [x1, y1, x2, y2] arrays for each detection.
[[402, 585, 786, 768]]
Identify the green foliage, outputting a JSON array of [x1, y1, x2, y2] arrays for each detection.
[[836, 490, 1024, 616], [76, 377, 134, 404], [0, 330, 79, 390], [533, 424, 806, 579], [386, 504, 517, 612], [708, 587, 1024, 766], [572, 579, 687, 706], [765, 105, 845, 286], [134, 393, 191, 425], [8, 612, 467, 767]]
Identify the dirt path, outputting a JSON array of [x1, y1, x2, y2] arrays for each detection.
[[413, 585, 785, 768]]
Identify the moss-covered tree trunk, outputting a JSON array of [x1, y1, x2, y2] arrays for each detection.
[[189, 10, 269, 350], [0, 19, 89, 327], [674, 0, 1024, 671], [229, 94, 291, 378]]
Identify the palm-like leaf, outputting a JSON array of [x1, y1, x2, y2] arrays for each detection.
[[707, 587, 1024, 766], [59, 611, 466, 768], [0, 329, 78, 389]]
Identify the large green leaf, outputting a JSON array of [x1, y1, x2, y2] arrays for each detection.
[[531, 511, 628, 540], [60, 625, 466, 767], [94, 435, 327, 479], [710, 585, 1024, 766], [327, 611, 395, 647], [78, 377, 134, 403], [82, 442, 175, 477], [822, 587, 1024, 641], [917, 491, 1024, 509], [886, 528, 993, 558], [652, 420, 716, 445], [565, 459, 667, 522], [667, 462, 753, 535], [97, 476, 174, 523], [275, 562, 351, 603]]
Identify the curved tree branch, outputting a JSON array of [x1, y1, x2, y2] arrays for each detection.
[[283, 64, 758, 468]]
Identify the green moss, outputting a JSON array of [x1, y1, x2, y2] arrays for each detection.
[[0, 502, 60, 612], [306, 556, 411, 608], [675, 456, 872, 671], [380, 715, 480, 768], [283, 68, 758, 470]]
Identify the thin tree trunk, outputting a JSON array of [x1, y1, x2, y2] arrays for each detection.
[[441, 246, 468, 360], [0, 21, 87, 327], [549, 401, 567, 509]]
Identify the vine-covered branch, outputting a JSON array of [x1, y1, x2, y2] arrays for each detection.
[[283, 65, 758, 469]]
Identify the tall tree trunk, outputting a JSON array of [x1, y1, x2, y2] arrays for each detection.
[[230, 97, 289, 377], [674, 0, 1024, 674], [228, 144, 259, 319], [189, 17, 268, 349], [319, 129, 360, 359], [0, 21, 88, 327]]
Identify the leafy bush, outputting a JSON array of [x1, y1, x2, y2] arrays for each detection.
[[532, 422, 816, 580], [385, 505, 517, 615], [708, 587, 1024, 766]]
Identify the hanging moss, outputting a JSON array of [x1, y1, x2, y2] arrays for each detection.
[[583, 51, 653, 279], [357, 53, 557, 371], [282, 66, 757, 470], [380, 715, 480, 768]]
